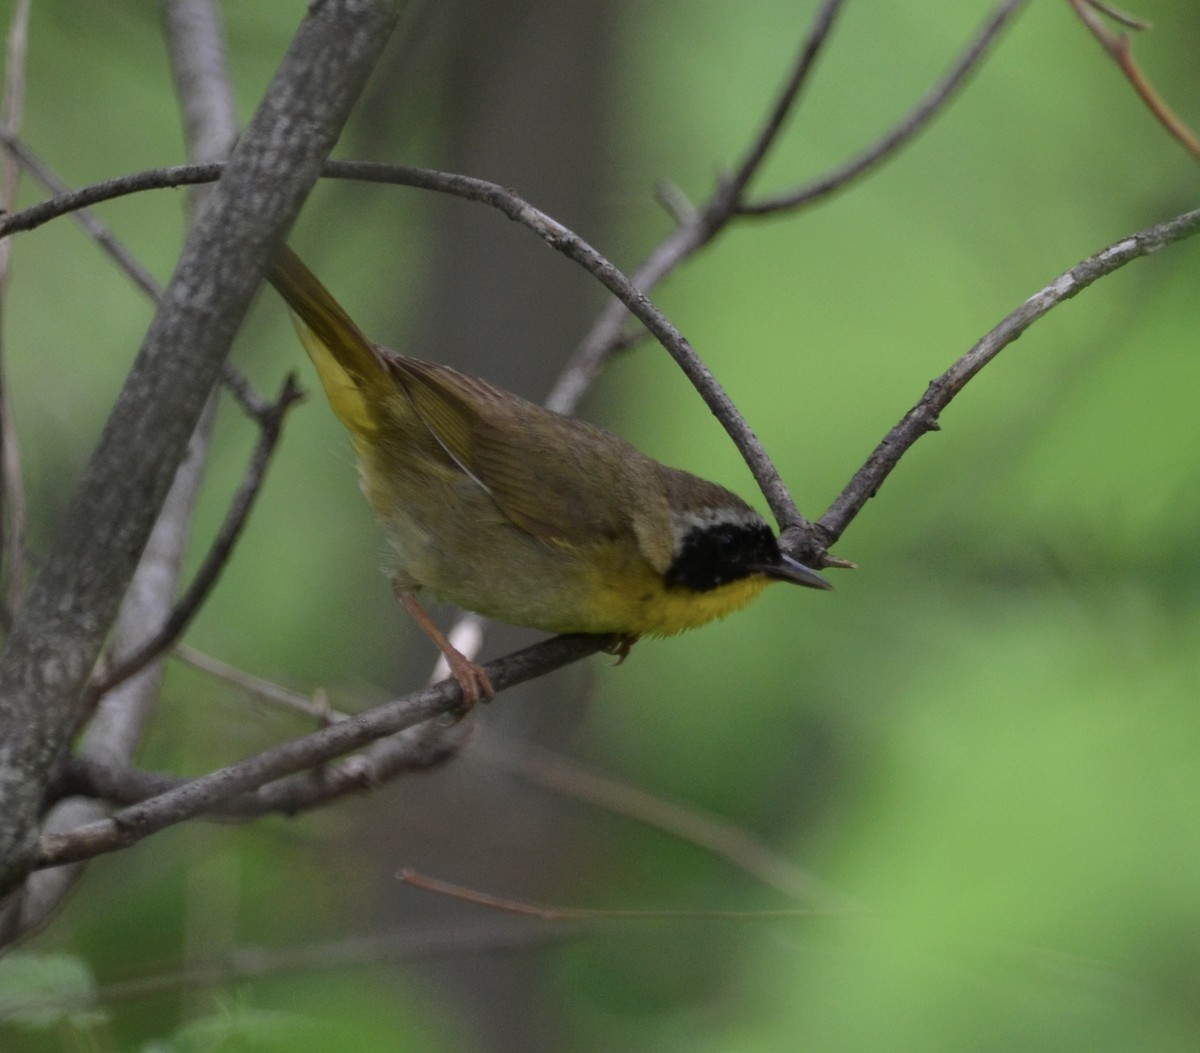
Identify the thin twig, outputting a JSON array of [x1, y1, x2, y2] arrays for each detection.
[[36, 634, 606, 869], [1081, 0, 1150, 30], [218, 362, 281, 423], [0, 921, 575, 1018], [741, 0, 1026, 215], [476, 736, 852, 910], [0, 139, 269, 413], [88, 375, 304, 700], [59, 709, 472, 818], [817, 206, 1200, 543], [713, 0, 845, 212], [1066, 0, 1200, 160], [0, 159, 222, 237], [398, 868, 825, 921], [544, 2, 1022, 426], [90, 921, 573, 1002], [0, 129, 163, 300], [174, 644, 348, 724]]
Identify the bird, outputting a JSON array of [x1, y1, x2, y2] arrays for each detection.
[[266, 244, 831, 706]]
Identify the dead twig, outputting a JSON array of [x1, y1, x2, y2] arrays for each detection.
[[87, 375, 304, 700], [741, 0, 1026, 215], [817, 206, 1200, 543], [36, 633, 605, 870], [398, 867, 826, 921], [1066, 0, 1200, 161]]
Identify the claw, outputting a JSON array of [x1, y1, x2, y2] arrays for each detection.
[[602, 634, 639, 666]]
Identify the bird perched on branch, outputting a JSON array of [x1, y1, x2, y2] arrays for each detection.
[[266, 245, 831, 706]]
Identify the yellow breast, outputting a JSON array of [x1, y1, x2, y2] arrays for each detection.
[[577, 559, 774, 638]]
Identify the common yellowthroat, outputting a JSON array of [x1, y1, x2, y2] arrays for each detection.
[[266, 245, 831, 705]]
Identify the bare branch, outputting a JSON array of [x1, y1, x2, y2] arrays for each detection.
[[0, 130, 163, 300], [0, 0, 405, 896], [60, 712, 470, 818], [715, 0, 845, 209], [740, 0, 1026, 215], [398, 867, 826, 921], [0, 0, 1030, 555], [817, 206, 1200, 543], [0, 141, 276, 421], [36, 634, 604, 869], [0, 158, 815, 553], [1066, 0, 1200, 161], [174, 644, 348, 725], [476, 737, 851, 910], [91, 921, 572, 1000], [87, 375, 304, 700], [161, 0, 240, 169], [0, 159, 221, 237]]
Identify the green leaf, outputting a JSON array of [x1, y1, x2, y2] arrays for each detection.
[[0, 952, 106, 1031]]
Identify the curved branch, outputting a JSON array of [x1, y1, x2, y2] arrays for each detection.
[[1066, 0, 1200, 161], [0, 160, 808, 547], [546, 0, 1024, 431], [817, 206, 1200, 543]]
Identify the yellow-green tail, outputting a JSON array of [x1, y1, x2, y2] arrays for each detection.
[[266, 244, 385, 437]]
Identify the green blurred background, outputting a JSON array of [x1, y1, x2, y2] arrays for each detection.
[[3, 0, 1199, 1050]]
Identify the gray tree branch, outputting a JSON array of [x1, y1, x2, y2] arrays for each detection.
[[0, 0, 404, 896], [0, 0, 243, 944]]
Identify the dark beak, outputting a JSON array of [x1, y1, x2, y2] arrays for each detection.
[[754, 554, 834, 591]]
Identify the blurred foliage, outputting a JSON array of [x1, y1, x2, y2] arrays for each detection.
[[3, 0, 1199, 1051]]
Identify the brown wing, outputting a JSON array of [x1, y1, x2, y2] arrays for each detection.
[[385, 354, 653, 544]]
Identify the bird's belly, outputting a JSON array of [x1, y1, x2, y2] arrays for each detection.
[[370, 482, 600, 631], [410, 526, 770, 638], [364, 465, 772, 637]]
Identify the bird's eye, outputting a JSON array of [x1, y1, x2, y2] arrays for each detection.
[[713, 529, 741, 557]]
